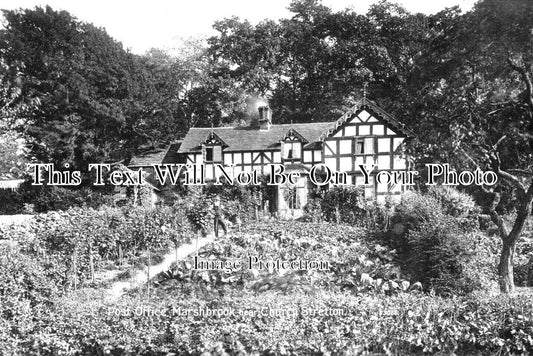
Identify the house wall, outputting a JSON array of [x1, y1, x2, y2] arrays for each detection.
[[322, 109, 408, 201], [183, 109, 409, 204]]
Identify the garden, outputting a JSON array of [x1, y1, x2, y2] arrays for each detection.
[[1, 1, 533, 354], [1, 186, 533, 355]]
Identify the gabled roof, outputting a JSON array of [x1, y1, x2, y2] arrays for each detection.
[[178, 98, 413, 153], [204, 131, 228, 147], [318, 98, 415, 141], [129, 142, 185, 167], [282, 128, 308, 143], [129, 150, 167, 167], [178, 123, 334, 153]]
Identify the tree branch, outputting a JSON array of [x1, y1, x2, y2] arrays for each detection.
[[507, 169, 533, 176], [488, 191, 509, 239], [506, 180, 533, 245], [490, 152, 526, 194], [507, 57, 533, 110]]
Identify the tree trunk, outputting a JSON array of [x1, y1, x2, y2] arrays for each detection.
[[488, 189, 533, 294], [498, 240, 516, 293]]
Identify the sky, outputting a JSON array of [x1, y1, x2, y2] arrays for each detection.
[[0, 0, 476, 54]]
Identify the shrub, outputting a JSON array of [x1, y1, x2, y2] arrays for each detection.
[[428, 186, 481, 231], [203, 182, 268, 222], [407, 216, 496, 295], [319, 186, 365, 224], [515, 234, 533, 286], [30, 186, 115, 213], [382, 191, 443, 254], [4, 204, 193, 290], [0, 244, 61, 355], [0, 189, 25, 214], [186, 193, 213, 236], [380, 189, 497, 295], [427, 186, 478, 217], [0, 244, 58, 308], [302, 197, 323, 222]]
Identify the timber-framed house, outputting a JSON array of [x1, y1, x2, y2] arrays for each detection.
[[175, 98, 413, 217]]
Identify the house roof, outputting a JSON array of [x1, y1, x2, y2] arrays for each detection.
[[129, 142, 185, 167], [111, 163, 160, 191], [318, 98, 415, 141], [178, 99, 413, 153], [128, 150, 167, 167], [162, 142, 185, 164], [178, 122, 334, 153]]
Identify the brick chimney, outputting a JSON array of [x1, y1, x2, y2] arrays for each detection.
[[258, 105, 272, 130]]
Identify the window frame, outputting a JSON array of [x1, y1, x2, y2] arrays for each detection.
[[204, 145, 222, 163], [283, 141, 302, 160]]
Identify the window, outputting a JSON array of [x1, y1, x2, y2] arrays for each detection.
[[213, 146, 222, 162], [364, 138, 374, 154], [205, 145, 222, 163], [205, 147, 213, 162], [355, 140, 365, 154], [355, 138, 374, 154], [283, 141, 301, 160]]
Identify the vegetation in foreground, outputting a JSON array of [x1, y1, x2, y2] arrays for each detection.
[[2, 187, 533, 355]]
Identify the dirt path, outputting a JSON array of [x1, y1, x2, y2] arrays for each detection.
[[105, 235, 214, 301]]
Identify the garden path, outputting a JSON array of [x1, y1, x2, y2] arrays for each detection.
[[105, 234, 215, 301]]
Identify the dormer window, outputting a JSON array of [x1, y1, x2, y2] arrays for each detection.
[[281, 128, 306, 161], [203, 131, 226, 163], [205, 145, 222, 163], [283, 141, 301, 160]]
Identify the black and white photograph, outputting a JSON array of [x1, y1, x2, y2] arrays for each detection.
[[1, 0, 533, 354]]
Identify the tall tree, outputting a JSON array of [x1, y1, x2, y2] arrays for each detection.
[[0, 58, 38, 178], [0, 6, 151, 170], [207, 0, 419, 124], [404, 0, 533, 293]]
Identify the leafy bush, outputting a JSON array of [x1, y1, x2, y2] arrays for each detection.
[[186, 193, 213, 236], [29, 186, 115, 213], [0, 189, 25, 214], [379, 189, 497, 295], [427, 186, 479, 217], [3, 204, 193, 289], [383, 191, 442, 253], [0, 244, 58, 307], [203, 182, 268, 222], [306, 186, 395, 229], [515, 234, 533, 286], [302, 197, 323, 222], [319, 186, 365, 224], [408, 216, 496, 295]]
